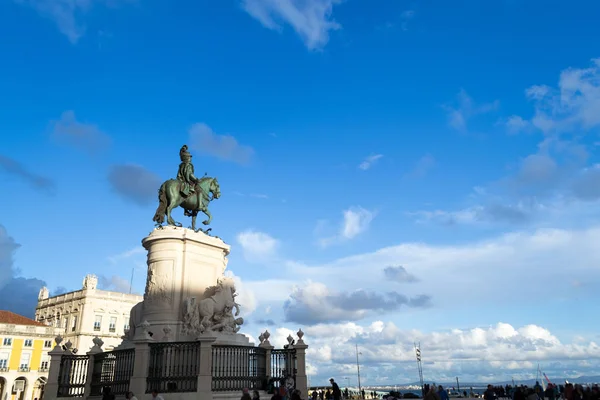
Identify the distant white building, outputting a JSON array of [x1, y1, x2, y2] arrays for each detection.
[[34, 275, 143, 353]]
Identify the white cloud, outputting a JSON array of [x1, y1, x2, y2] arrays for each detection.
[[239, 223, 600, 384], [520, 58, 600, 134], [283, 281, 430, 324], [108, 246, 145, 264], [236, 230, 279, 262], [15, 0, 131, 43], [406, 154, 436, 178], [189, 123, 254, 165], [341, 207, 374, 239], [97, 274, 133, 294], [400, 9, 415, 31], [358, 154, 383, 170], [289, 224, 600, 318], [444, 89, 499, 132], [293, 320, 600, 385], [318, 207, 375, 247], [223, 270, 258, 315], [505, 115, 530, 134], [241, 0, 342, 50], [51, 110, 111, 152]]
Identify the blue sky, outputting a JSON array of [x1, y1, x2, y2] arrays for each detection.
[[2, 0, 600, 385]]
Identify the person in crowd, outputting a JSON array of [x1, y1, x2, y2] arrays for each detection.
[[272, 387, 283, 400], [425, 386, 441, 400], [253, 390, 261, 400], [330, 379, 342, 400], [438, 386, 449, 400], [241, 388, 252, 400], [484, 385, 495, 400], [151, 390, 165, 400], [291, 390, 302, 400], [102, 387, 116, 400], [126, 392, 138, 400]]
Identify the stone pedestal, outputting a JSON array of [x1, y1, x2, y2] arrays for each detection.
[[141, 226, 230, 341]]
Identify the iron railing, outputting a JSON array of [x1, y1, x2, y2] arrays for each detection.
[[57, 354, 89, 397], [211, 345, 267, 391], [90, 348, 135, 396], [146, 342, 200, 393], [271, 349, 297, 389]]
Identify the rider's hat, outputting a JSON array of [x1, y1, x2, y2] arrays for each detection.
[[180, 144, 192, 160]]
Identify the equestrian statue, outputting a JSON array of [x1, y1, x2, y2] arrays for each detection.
[[152, 145, 221, 233]]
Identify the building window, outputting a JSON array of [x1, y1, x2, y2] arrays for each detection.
[[63, 317, 69, 331], [19, 353, 30, 372], [44, 340, 52, 348], [0, 351, 9, 371], [94, 315, 102, 331], [109, 317, 117, 333], [24, 339, 33, 347], [2, 338, 12, 346], [40, 357, 49, 372], [124, 323, 130, 332], [71, 316, 78, 332]]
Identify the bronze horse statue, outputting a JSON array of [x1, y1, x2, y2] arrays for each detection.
[[152, 176, 221, 232]]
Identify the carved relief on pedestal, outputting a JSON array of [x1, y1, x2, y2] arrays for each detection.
[[144, 261, 173, 306], [181, 276, 243, 335]]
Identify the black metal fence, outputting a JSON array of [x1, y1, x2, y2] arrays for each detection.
[[90, 348, 135, 396], [146, 342, 200, 393], [211, 345, 267, 391], [57, 354, 89, 397], [271, 349, 297, 389]]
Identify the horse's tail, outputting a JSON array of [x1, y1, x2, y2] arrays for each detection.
[[152, 181, 168, 224]]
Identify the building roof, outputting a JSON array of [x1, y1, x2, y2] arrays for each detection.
[[0, 310, 47, 327]]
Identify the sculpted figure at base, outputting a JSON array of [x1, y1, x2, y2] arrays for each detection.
[[181, 276, 243, 335], [152, 144, 221, 233], [212, 305, 244, 333]]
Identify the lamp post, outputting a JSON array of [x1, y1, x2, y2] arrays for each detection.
[[344, 377, 350, 388], [356, 344, 362, 398]]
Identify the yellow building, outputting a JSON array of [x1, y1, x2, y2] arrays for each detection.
[[0, 311, 62, 400]]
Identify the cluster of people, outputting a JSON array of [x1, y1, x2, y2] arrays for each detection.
[[309, 379, 381, 400], [239, 386, 303, 400], [481, 382, 600, 400]]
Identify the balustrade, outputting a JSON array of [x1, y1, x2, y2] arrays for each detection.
[[90, 348, 136, 396], [146, 341, 201, 393], [211, 345, 267, 391], [57, 354, 89, 397]]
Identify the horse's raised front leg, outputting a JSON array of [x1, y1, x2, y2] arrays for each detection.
[[202, 208, 212, 226]]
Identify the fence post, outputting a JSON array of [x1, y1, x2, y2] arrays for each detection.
[[129, 321, 153, 398], [259, 331, 274, 383], [197, 336, 216, 400], [293, 330, 308, 398], [44, 336, 65, 400], [84, 337, 104, 398]]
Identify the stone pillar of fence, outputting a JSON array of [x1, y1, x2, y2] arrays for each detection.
[[293, 330, 308, 398], [129, 322, 153, 398], [258, 331, 274, 380], [44, 336, 65, 400], [84, 337, 104, 398], [197, 336, 217, 400]]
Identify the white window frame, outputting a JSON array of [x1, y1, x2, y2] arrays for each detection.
[[19, 352, 30, 372], [94, 315, 102, 331]]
